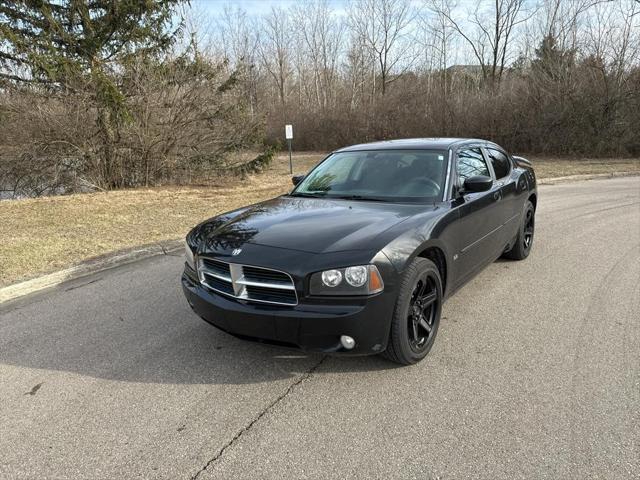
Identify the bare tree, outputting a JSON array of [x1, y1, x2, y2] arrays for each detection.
[[420, 0, 458, 95], [349, 0, 417, 95], [291, 0, 345, 110], [539, 0, 611, 51], [258, 6, 293, 108], [2, 0, 639, 199], [435, 0, 536, 87], [606, 0, 639, 85], [217, 5, 261, 114], [344, 32, 372, 110]]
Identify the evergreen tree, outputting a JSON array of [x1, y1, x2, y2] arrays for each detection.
[[0, 0, 184, 187]]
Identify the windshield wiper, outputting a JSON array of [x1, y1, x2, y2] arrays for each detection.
[[332, 194, 388, 202], [289, 191, 328, 198]]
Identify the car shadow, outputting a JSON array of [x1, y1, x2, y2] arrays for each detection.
[[0, 298, 400, 386]]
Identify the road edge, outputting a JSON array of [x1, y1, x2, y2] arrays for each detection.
[[0, 240, 182, 304], [538, 171, 639, 184]]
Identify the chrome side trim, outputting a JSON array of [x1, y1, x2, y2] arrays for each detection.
[[460, 224, 503, 253], [459, 213, 521, 254], [504, 212, 520, 225]]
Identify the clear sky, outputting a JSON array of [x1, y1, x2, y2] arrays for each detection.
[[192, 0, 486, 22], [196, 0, 350, 17]]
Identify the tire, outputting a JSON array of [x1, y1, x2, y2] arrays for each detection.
[[382, 257, 442, 365], [503, 200, 535, 260]]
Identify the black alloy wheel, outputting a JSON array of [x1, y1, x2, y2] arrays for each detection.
[[407, 273, 439, 352], [503, 200, 535, 260], [383, 257, 442, 365], [523, 207, 535, 250]]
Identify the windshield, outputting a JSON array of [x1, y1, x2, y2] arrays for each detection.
[[291, 149, 448, 202]]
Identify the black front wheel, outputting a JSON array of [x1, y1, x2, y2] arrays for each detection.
[[382, 257, 442, 365]]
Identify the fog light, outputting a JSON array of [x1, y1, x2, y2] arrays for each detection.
[[340, 335, 355, 350]]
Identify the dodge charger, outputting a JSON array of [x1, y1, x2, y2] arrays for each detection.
[[182, 138, 537, 365]]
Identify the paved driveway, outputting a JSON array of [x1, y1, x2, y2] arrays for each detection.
[[1, 177, 638, 479]]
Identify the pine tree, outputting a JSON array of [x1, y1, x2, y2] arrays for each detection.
[[0, 0, 184, 187]]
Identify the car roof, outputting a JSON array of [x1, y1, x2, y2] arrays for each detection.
[[334, 138, 501, 152]]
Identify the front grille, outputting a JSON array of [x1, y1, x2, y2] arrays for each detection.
[[242, 266, 291, 285], [245, 285, 297, 304], [197, 257, 297, 306], [201, 258, 231, 278], [201, 274, 234, 295]]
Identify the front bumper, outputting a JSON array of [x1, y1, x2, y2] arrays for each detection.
[[182, 270, 396, 355]]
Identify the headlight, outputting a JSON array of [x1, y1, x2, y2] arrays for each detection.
[[345, 266, 367, 287], [310, 265, 384, 296], [184, 240, 195, 269], [321, 269, 342, 287]]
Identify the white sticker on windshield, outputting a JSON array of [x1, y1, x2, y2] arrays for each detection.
[[438, 155, 444, 160]]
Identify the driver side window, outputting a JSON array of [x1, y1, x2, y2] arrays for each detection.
[[456, 148, 489, 187]]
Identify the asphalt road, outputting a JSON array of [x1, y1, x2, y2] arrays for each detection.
[[1, 177, 639, 479]]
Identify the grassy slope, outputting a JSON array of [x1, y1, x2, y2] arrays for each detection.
[[1, 154, 638, 287]]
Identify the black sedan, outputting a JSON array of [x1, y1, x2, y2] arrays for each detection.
[[182, 138, 537, 365]]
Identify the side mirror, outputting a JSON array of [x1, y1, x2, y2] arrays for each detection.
[[292, 174, 305, 186], [462, 175, 492, 193]]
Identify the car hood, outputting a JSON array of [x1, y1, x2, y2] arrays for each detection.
[[196, 195, 427, 255]]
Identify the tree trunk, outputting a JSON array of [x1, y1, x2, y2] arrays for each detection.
[[96, 105, 117, 189]]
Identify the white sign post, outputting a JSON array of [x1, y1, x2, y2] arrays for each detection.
[[285, 124, 293, 174]]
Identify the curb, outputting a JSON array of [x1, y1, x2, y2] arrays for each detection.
[[538, 171, 639, 185], [0, 240, 183, 304]]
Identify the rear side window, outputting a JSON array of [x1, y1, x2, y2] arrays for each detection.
[[456, 148, 489, 186], [486, 148, 511, 179]]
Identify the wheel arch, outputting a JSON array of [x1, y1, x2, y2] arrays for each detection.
[[528, 192, 537, 210], [415, 244, 448, 297]]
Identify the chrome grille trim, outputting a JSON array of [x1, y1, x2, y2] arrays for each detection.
[[197, 256, 298, 306], [204, 271, 232, 282], [235, 279, 295, 290]]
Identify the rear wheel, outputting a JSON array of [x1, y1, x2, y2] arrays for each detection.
[[382, 257, 442, 365], [503, 200, 535, 260]]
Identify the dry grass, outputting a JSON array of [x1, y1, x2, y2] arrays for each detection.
[[532, 157, 640, 178], [0, 153, 637, 287], [0, 153, 324, 287]]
